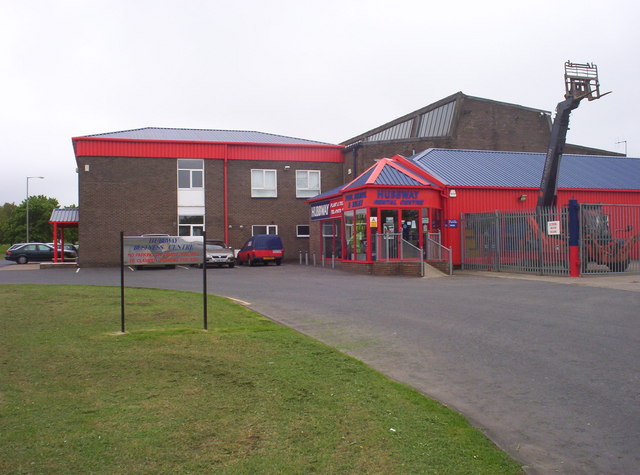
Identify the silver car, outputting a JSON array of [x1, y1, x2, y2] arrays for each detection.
[[203, 240, 236, 268]]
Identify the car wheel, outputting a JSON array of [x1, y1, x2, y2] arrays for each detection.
[[228, 263, 235, 268], [17, 255, 28, 264], [276, 259, 282, 266], [250, 259, 256, 266]]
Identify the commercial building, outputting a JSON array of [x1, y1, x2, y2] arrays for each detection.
[[308, 149, 640, 274], [340, 92, 621, 182], [72, 94, 628, 268], [72, 128, 344, 266]]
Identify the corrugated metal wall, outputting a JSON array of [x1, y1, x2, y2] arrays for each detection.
[[442, 188, 640, 266]]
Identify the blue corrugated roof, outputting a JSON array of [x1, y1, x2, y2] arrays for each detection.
[[84, 127, 335, 146], [342, 168, 375, 191], [374, 166, 426, 186], [410, 149, 640, 190], [307, 185, 345, 201]]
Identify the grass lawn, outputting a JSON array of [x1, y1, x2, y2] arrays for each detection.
[[0, 285, 523, 474]]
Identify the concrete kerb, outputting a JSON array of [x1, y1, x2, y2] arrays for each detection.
[[456, 269, 640, 292]]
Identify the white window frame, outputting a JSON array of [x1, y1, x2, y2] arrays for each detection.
[[296, 170, 321, 198], [178, 159, 204, 190], [252, 225, 278, 235], [251, 169, 277, 198], [296, 224, 310, 238], [178, 215, 205, 236]]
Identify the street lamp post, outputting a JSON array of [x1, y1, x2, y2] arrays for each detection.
[[26, 176, 44, 242]]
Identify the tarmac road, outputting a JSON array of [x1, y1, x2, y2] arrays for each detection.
[[1, 261, 639, 474]]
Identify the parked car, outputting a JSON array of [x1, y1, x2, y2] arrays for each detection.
[[237, 234, 284, 266], [4, 243, 75, 264], [201, 240, 236, 268], [46, 243, 78, 258]]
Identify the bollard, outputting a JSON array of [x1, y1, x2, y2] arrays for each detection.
[[305, 252, 309, 266], [332, 254, 335, 269], [299, 250, 302, 265], [313, 253, 316, 266]]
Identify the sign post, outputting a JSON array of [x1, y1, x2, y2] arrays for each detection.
[[120, 231, 125, 333], [120, 235, 205, 333], [202, 231, 207, 330]]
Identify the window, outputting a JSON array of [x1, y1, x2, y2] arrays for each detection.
[[178, 159, 204, 189], [251, 169, 277, 198], [296, 170, 321, 198], [296, 225, 310, 238], [179, 215, 204, 236], [365, 119, 413, 142], [322, 220, 342, 259], [252, 225, 278, 235]]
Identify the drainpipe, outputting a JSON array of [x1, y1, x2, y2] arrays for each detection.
[[223, 145, 229, 244], [344, 141, 363, 179]]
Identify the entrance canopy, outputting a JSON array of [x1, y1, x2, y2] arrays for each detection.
[[49, 208, 79, 262], [308, 155, 443, 265]]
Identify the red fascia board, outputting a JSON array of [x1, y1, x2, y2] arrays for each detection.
[[71, 136, 344, 149], [73, 136, 343, 154], [72, 137, 343, 162]]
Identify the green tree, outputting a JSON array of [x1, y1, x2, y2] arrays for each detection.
[[0, 202, 17, 243], [1, 195, 59, 243]]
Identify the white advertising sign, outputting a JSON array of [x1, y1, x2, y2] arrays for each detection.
[[547, 221, 561, 235], [123, 236, 203, 266]]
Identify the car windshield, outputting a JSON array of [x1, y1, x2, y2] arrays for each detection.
[[206, 244, 225, 250]]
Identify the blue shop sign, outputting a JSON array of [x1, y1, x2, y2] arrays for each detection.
[[445, 219, 458, 228], [310, 201, 331, 220]]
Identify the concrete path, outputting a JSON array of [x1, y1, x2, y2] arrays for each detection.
[[1, 262, 639, 474]]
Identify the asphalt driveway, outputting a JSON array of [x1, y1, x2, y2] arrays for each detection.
[[1, 262, 639, 474]]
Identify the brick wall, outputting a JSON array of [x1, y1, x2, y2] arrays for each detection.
[[340, 95, 620, 180], [77, 156, 177, 266], [77, 155, 344, 266], [225, 159, 343, 259]]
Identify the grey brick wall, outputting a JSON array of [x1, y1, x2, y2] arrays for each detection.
[[77, 155, 343, 266], [77, 156, 177, 266]]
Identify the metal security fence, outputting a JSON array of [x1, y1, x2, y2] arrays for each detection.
[[461, 208, 570, 276], [580, 204, 640, 274]]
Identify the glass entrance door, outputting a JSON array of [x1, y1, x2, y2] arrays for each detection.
[[379, 210, 398, 259], [401, 209, 420, 248]]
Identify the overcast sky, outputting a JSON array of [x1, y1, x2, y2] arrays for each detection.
[[1, 0, 638, 207]]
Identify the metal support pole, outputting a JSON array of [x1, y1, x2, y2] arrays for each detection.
[[203, 231, 208, 330], [120, 231, 125, 333]]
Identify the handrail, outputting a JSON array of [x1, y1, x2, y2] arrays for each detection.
[[425, 236, 452, 275]]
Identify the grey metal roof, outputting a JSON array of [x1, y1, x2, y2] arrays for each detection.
[[306, 185, 345, 202], [410, 149, 640, 190], [342, 168, 375, 191], [50, 208, 79, 223], [374, 165, 427, 187], [83, 127, 334, 146]]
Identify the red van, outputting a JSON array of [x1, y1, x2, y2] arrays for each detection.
[[237, 234, 284, 266]]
